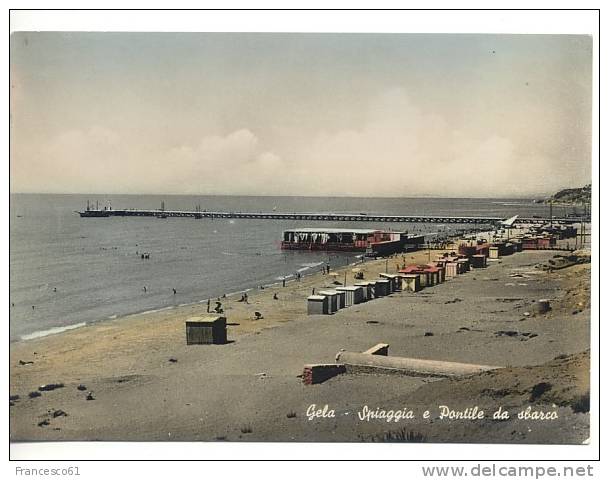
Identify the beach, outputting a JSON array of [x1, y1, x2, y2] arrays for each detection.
[[9, 240, 590, 443]]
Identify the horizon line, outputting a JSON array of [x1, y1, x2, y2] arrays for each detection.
[[8, 192, 561, 200]]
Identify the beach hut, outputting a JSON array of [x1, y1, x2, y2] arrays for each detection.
[[307, 295, 330, 315], [457, 258, 470, 273], [494, 242, 513, 256], [458, 244, 477, 257], [375, 279, 391, 297], [425, 265, 443, 284], [521, 237, 538, 250], [475, 244, 489, 257], [471, 254, 487, 268], [319, 290, 340, 313], [401, 265, 437, 287], [445, 262, 458, 278], [335, 286, 364, 306], [185, 316, 227, 345], [354, 282, 374, 301], [379, 273, 402, 291], [327, 289, 346, 309], [437, 265, 446, 283], [367, 281, 379, 299], [537, 236, 555, 249], [399, 274, 421, 292], [419, 267, 436, 287]]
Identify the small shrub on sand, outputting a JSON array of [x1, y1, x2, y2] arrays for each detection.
[[366, 428, 426, 443], [529, 382, 553, 402], [570, 392, 590, 413]]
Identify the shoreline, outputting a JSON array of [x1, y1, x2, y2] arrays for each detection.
[[12, 225, 479, 344], [10, 232, 590, 443], [10, 247, 428, 346], [11, 252, 369, 344]]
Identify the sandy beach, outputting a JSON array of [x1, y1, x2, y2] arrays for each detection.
[[9, 242, 590, 443]]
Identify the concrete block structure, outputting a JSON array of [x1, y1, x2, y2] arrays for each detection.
[[302, 364, 346, 385]]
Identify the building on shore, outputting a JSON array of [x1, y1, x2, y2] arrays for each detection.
[[281, 228, 424, 256]]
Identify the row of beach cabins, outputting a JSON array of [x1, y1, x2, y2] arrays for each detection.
[[306, 249, 482, 316], [183, 224, 575, 344], [306, 225, 573, 315]]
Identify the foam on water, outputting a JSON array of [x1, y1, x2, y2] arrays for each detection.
[[21, 322, 87, 341]]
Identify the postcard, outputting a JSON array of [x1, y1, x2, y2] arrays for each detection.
[[8, 11, 596, 460]]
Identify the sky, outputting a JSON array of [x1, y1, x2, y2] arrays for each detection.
[[10, 32, 592, 197]]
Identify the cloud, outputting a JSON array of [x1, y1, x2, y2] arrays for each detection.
[[158, 129, 286, 195], [280, 88, 590, 197], [11, 127, 287, 195], [11, 88, 590, 197], [12, 126, 129, 193]]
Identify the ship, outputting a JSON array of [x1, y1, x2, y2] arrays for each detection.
[[281, 228, 424, 256], [77, 200, 110, 218]]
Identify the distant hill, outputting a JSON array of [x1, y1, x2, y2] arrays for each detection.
[[543, 184, 591, 205]]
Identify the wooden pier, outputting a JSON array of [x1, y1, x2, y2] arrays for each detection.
[[78, 208, 586, 225]]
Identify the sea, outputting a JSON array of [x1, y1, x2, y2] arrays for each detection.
[[9, 194, 571, 342]]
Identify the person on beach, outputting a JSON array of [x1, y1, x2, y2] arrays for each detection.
[[273, 293, 278, 300], [207, 299, 211, 313], [244, 293, 249, 303], [173, 288, 177, 295], [311, 288, 315, 295], [282, 278, 286, 287], [143, 286, 147, 293]]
